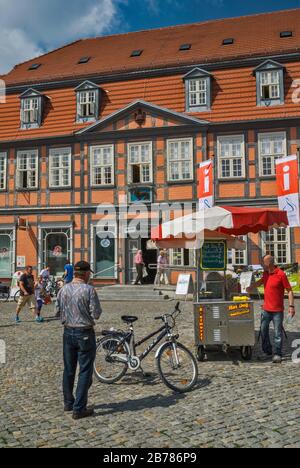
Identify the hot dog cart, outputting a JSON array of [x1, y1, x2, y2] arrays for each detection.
[[151, 206, 289, 362]]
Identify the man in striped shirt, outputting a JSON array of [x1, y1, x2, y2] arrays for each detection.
[[56, 261, 102, 420]]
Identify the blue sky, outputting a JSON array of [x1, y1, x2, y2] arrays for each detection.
[[0, 0, 299, 74]]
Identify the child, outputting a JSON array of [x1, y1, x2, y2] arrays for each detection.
[[34, 280, 46, 323]]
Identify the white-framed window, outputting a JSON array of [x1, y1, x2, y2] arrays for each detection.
[[49, 147, 72, 188], [228, 236, 248, 266], [217, 135, 245, 179], [21, 97, 39, 125], [78, 90, 96, 118], [128, 142, 153, 184], [169, 248, 195, 267], [261, 228, 291, 265], [167, 138, 193, 181], [189, 79, 207, 107], [260, 70, 280, 100], [90, 145, 114, 186], [0, 152, 7, 190], [258, 132, 286, 177], [16, 150, 38, 189]]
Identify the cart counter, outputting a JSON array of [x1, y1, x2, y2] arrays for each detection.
[[194, 300, 255, 360]]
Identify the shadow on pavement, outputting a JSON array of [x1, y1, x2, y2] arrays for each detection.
[[93, 392, 186, 415]]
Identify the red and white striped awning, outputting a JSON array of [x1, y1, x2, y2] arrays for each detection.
[[151, 206, 289, 246]]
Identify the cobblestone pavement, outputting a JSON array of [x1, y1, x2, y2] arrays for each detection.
[[0, 298, 300, 448]]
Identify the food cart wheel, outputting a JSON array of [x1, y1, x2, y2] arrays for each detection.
[[196, 345, 206, 362], [240, 346, 253, 361]]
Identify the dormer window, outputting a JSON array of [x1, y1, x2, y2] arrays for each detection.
[[183, 68, 212, 112], [75, 81, 99, 123], [20, 89, 43, 129], [254, 60, 285, 107]]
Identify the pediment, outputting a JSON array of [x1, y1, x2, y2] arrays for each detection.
[[77, 100, 208, 134]]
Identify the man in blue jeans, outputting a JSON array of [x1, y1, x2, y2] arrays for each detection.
[[56, 261, 102, 420], [248, 255, 295, 364]]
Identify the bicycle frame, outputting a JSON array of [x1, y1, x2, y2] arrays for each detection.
[[109, 322, 174, 365]]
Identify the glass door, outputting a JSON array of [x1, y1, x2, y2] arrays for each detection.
[[0, 232, 13, 278], [94, 232, 116, 279]]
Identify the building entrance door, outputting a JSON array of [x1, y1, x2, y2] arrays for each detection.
[[126, 239, 140, 284]]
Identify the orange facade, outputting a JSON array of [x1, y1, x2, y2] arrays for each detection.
[[0, 9, 300, 283]]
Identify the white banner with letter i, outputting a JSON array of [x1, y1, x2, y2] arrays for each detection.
[[275, 155, 300, 227]]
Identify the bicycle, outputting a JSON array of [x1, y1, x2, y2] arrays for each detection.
[[0, 282, 10, 302], [94, 302, 199, 393], [43, 277, 62, 297]]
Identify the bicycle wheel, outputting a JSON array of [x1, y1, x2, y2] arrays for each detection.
[[94, 335, 129, 384], [157, 341, 198, 393], [0, 290, 9, 302], [14, 290, 21, 303]]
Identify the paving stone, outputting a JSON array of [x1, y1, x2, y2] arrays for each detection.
[[0, 300, 299, 448]]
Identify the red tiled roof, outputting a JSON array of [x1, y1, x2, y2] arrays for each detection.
[[2, 8, 300, 86]]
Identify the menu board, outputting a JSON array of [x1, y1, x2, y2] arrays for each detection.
[[200, 240, 227, 271]]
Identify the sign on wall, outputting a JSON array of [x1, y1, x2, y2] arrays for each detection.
[[276, 155, 300, 227], [16, 256, 26, 268], [198, 160, 214, 210]]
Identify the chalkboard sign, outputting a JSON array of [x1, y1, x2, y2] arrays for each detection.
[[200, 240, 227, 271]]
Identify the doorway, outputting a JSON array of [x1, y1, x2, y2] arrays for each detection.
[[125, 238, 158, 284]]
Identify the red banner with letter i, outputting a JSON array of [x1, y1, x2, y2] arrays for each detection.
[[275, 155, 300, 227], [198, 160, 214, 210]]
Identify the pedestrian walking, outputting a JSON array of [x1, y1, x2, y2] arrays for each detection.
[[63, 259, 74, 284], [56, 261, 102, 420], [34, 279, 46, 323], [15, 266, 38, 324], [155, 250, 169, 286], [247, 255, 295, 363], [134, 250, 144, 285], [39, 266, 50, 287]]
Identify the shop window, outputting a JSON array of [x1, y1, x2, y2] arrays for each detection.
[[42, 227, 72, 277], [169, 248, 195, 267], [228, 236, 248, 266]]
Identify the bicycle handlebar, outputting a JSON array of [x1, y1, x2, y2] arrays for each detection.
[[154, 302, 182, 321]]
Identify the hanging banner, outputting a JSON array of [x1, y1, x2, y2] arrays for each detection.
[[198, 160, 214, 210], [275, 155, 300, 227]]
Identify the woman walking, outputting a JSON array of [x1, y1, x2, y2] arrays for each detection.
[[134, 250, 144, 285], [155, 250, 169, 286]]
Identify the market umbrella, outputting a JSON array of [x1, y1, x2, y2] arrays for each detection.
[[151, 206, 289, 241]]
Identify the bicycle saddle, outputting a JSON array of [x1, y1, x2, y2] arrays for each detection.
[[121, 316, 138, 324]]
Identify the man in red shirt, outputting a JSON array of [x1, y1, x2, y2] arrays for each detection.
[[248, 255, 295, 364]]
